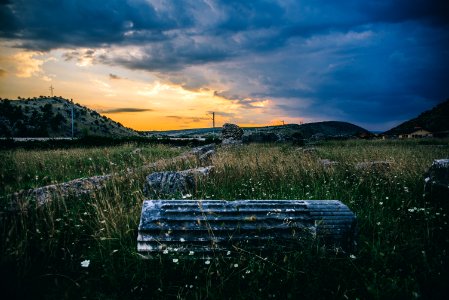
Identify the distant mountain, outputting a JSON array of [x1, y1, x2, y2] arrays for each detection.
[[384, 99, 449, 135], [0, 96, 139, 138], [145, 121, 372, 140]]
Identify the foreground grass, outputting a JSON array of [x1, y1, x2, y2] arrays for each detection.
[[1, 139, 449, 299]]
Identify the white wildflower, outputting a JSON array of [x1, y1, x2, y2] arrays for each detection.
[[80, 260, 90, 268], [172, 258, 179, 263], [205, 260, 210, 265]]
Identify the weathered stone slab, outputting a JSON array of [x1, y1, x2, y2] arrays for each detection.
[[424, 159, 449, 207], [6, 174, 111, 211], [143, 166, 214, 197], [137, 199, 357, 256]]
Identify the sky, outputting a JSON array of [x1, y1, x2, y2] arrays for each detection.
[[0, 0, 448, 131]]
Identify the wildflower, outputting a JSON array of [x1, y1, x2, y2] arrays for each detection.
[[379, 202, 383, 206], [234, 264, 238, 268], [180, 238, 186, 242], [81, 260, 90, 268], [182, 194, 192, 199], [205, 260, 210, 265], [163, 249, 169, 254], [227, 251, 231, 256], [189, 251, 194, 256], [377, 222, 381, 226], [349, 254, 356, 259], [385, 196, 389, 200], [172, 258, 179, 263]]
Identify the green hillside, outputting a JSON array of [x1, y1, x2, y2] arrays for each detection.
[[0, 96, 139, 138]]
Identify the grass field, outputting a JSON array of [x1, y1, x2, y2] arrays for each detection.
[[1, 139, 448, 299]]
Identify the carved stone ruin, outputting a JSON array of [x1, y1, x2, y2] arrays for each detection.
[[222, 123, 244, 145], [137, 199, 357, 257]]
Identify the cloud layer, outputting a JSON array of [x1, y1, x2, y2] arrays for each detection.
[[1, 0, 448, 129]]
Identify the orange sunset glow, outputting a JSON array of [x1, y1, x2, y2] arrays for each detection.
[[0, 47, 304, 130]]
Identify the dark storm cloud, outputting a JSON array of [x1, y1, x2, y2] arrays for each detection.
[[1, 0, 448, 129], [101, 108, 153, 113]]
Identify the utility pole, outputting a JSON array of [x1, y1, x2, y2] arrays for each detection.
[[281, 120, 285, 126], [208, 112, 215, 128], [49, 85, 54, 97]]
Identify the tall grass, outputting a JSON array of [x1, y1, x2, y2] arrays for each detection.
[[1, 140, 448, 299], [0, 143, 184, 196]]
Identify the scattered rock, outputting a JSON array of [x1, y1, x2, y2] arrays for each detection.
[[191, 144, 216, 164], [191, 144, 216, 156], [302, 147, 318, 154], [144, 166, 214, 197], [319, 159, 338, 168], [199, 150, 215, 164], [424, 159, 449, 207], [222, 123, 243, 145], [132, 148, 142, 154], [355, 161, 393, 170]]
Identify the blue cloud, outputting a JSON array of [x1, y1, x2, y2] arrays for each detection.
[[0, 0, 448, 130]]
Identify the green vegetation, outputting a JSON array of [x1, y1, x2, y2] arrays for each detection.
[[0, 97, 138, 138], [1, 140, 448, 299]]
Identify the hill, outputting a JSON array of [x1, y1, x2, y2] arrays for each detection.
[[0, 96, 139, 138], [384, 99, 449, 136], [145, 121, 372, 140]]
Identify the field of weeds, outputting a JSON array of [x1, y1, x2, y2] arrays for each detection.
[[1, 139, 448, 299]]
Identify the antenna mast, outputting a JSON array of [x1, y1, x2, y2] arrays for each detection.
[[49, 85, 54, 97]]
